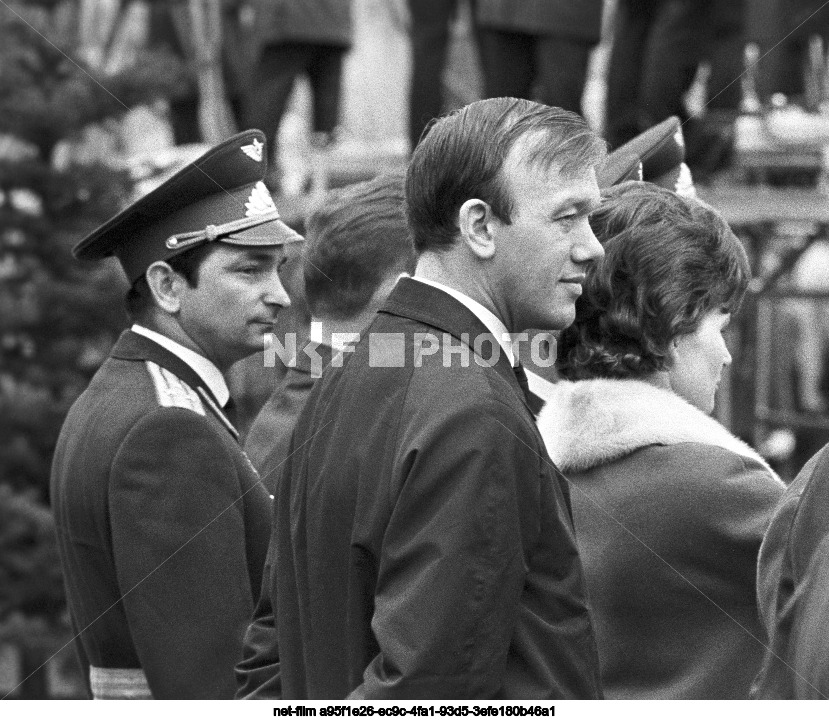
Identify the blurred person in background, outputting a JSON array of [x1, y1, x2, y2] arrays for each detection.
[[237, 173, 417, 698], [145, 0, 251, 143], [475, 0, 603, 116], [604, 0, 730, 175], [243, 173, 416, 482], [407, 0, 479, 152], [536, 181, 785, 698], [244, 0, 353, 189]]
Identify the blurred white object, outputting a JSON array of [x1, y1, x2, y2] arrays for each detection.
[[764, 106, 829, 144], [130, 143, 211, 198], [759, 428, 797, 461], [734, 114, 775, 152]]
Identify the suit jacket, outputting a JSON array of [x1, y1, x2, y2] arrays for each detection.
[[236, 277, 603, 700], [753, 442, 829, 699], [537, 378, 785, 699], [50, 330, 271, 699], [475, 0, 604, 43]]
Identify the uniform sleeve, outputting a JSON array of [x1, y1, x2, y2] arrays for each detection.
[[349, 398, 538, 699], [109, 409, 256, 699], [235, 542, 282, 699]]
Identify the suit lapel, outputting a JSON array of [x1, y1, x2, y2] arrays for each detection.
[[380, 277, 538, 415]]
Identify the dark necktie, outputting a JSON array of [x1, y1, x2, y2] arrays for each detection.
[[513, 363, 545, 418], [222, 395, 238, 428]]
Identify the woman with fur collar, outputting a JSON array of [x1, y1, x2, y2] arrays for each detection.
[[533, 182, 785, 699]]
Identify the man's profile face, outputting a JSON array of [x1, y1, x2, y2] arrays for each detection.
[[176, 244, 291, 368], [490, 140, 604, 334]]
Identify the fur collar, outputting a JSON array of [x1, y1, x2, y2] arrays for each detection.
[[532, 375, 780, 480]]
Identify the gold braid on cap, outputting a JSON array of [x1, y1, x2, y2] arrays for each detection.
[[165, 210, 282, 252]]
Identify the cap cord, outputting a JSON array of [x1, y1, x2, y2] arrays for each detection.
[[165, 210, 282, 251]]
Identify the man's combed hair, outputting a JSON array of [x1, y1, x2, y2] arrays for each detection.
[[124, 244, 213, 323], [303, 173, 416, 321], [405, 97, 607, 253], [557, 181, 751, 381]]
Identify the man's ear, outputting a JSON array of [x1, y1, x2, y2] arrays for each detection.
[[665, 335, 681, 369], [145, 261, 185, 314], [458, 198, 496, 260]]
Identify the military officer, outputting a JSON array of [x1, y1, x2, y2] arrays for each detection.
[[50, 130, 302, 699]]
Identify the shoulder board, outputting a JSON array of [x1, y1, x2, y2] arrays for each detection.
[[145, 361, 206, 415]]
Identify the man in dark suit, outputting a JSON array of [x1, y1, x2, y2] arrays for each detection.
[[50, 130, 303, 699], [240, 98, 607, 699], [604, 0, 714, 149]]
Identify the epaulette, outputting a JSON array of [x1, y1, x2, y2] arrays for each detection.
[[145, 361, 206, 415]]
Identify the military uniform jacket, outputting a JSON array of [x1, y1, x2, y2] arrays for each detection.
[[237, 277, 603, 699], [51, 330, 271, 699]]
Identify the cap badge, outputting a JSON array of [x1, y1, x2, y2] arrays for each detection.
[[245, 181, 278, 217], [242, 138, 264, 162]]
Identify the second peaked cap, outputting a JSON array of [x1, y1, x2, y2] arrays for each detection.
[[598, 116, 695, 197]]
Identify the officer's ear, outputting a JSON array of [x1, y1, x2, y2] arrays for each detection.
[[145, 260, 187, 314], [458, 198, 496, 260]]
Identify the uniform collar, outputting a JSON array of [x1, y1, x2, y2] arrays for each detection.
[[131, 325, 230, 407]]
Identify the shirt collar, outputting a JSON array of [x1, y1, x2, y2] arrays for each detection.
[[411, 276, 516, 366], [131, 324, 230, 407], [309, 319, 353, 354]]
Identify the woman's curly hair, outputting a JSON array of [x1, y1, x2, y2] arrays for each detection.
[[557, 181, 750, 381]]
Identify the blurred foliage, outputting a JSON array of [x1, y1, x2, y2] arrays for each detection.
[[0, 0, 189, 697], [0, 1, 186, 157], [0, 485, 64, 625]]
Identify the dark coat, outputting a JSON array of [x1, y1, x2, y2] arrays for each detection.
[[754, 443, 829, 699], [537, 378, 785, 699], [475, 0, 604, 43], [244, 338, 334, 488], [236, 277, 603, 700], [50, 330, 271, 699]]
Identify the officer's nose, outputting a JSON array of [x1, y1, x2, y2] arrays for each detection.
[[264, 270, 291, 309]]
